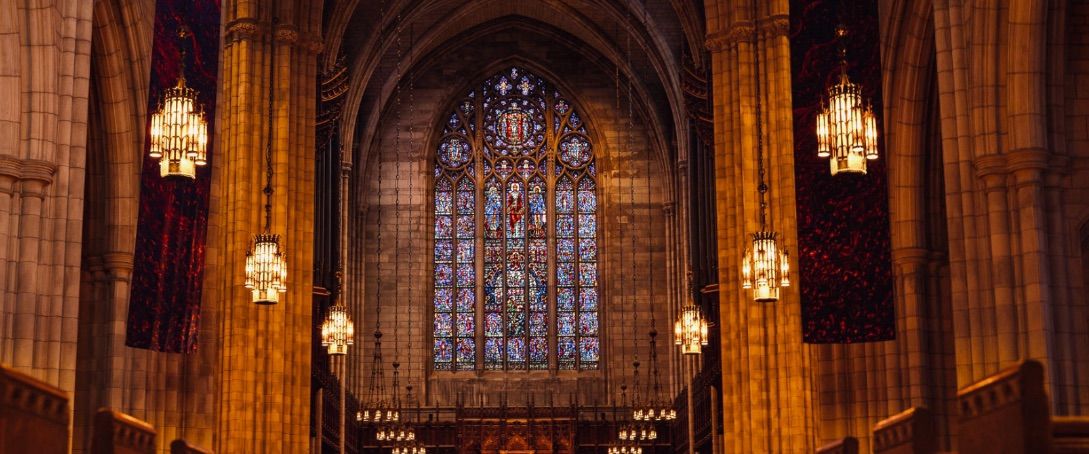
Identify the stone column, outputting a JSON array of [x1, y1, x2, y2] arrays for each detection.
[[704, 1, 816, 451], [0, 159, 18, 361], [207, 0, 321, 451]]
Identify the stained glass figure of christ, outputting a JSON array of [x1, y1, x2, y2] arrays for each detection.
[[432, 67, 599, 371]]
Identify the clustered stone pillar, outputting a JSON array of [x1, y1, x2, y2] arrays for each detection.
[[701, 0, 1089, 451], [930, 0, 1089, 416], [704, 1, 815, 452], [0, 0, 93, 440], [206, 0, 321, 451]]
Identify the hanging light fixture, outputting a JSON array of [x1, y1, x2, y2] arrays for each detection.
[[321, 273, 354, 355], [375, 362, 411, 442], [608, 445, 643, 454], [635, 330, 677, 420], [357, 331, 399, 424], [392, 440, 427, 454], [610, 384, 645, 454], [741, 13, 791, 303], [674, 303, 709, 354], [675, 276, 709, 354], [149, 25, 208, 179], [244, 19, 287, 304], [618, 420, 658, 442], [816, 24, 879, 175]]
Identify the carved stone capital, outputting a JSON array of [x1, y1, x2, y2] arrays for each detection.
[[704, 30, 731, 52], [1006, 148, 1050, 187], [274, 24, 300, 44], [0, 155, 20, 180], [103, 252, 136, 281], [16, 159, 57, 199], [762, 15, 790, 39], [19, 159, 57, 185], [303, 37, 325, 55], [225, 18, 259, 43], [973, 154, 1007, 191], [727, 22, 756, 45]]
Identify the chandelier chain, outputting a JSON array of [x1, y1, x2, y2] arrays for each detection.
[[176, 25, 189, 84], [263, 17, 278, 233], [406, 21, 417, 386], [752, 1, 768, 231], [625, 0, 639, 370], [641, 0, 665, 410], [392, 4, 403, 380]]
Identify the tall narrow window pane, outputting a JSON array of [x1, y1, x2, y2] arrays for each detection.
[[433, 94, 475, 371]]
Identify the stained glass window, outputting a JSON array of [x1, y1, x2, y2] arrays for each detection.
[[433, 67, 598, 371]]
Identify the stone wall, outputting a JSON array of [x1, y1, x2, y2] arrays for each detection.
[[346, 27, 680, 410]]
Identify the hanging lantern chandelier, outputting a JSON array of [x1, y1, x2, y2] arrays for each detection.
[[742, 231, 791, 303], [741, 14, 791, 304], [375, 362, 409, 442], [392, 440, 427, 454], [377, 423, 415, 443], [245, 20, 287, 304], [618, 420, 658, 442], [675, 274, 709, 355], [675, 303, 709, 355], [149, 26, 208, 179], [816, 24, 879, 175], [611, 384, 645, 454], [608, 445, 643, 454], [320, 300, 354, 356], [635, 330, 676, 420], [320, 305, 353, 355], [357, 331, 400, 424]]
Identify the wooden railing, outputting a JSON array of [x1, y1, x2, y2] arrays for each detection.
[[91, 409, 156, 454], [816, 437, 859, 454], [0, 366, 69, 453], [873, 407, 936, 454]]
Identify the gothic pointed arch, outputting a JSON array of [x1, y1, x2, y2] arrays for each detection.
[[432, 66, 600, 372]]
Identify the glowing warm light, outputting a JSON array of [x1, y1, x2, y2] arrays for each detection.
[[816, 27, 879, 175], [244, 233, 287, 304], [149, 76, 208, 178], [320, 304, 354, 355], [357, 407, 399, 424], [392, 440, 427, 454], [618, 421, 658, 441], [741, 231, 790, 303], [674, 302, 709, 356], [608, 445, 643, 454]]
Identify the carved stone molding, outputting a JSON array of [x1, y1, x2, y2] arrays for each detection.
[[0, 156, 57, 198]]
